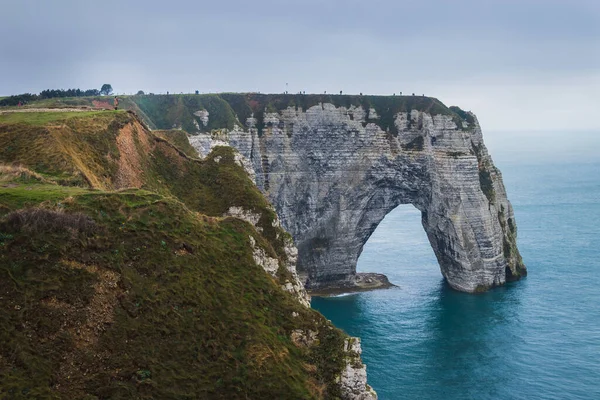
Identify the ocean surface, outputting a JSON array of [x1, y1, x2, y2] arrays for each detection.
[[312, 160, 600, 400]]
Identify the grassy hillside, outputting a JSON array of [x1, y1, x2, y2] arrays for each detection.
[[0, 111, 354, 399]]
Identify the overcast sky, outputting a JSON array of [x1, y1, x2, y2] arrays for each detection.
[[1, 0, 599, 133]]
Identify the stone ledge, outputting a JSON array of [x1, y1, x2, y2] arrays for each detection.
[[309, 273, 396, 297]]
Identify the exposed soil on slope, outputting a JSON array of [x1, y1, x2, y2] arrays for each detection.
[[114, 121, 151, 189]]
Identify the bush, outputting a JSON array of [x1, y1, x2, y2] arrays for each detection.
[[1, 208, 96, 235]]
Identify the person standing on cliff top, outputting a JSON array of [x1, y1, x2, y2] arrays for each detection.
[[114, 96, 119, 110]]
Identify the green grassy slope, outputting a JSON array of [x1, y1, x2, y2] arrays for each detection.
[[153, 130, 199, 158], [0, 111, 349, 399]]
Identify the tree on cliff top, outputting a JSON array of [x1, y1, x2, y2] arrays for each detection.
[[100, 84, 113, 96]]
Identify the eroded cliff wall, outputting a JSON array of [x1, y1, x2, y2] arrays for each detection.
[[130, 94, 526, 293]]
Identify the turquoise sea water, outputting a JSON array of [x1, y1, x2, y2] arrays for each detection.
[[312, 162, 600, 400]]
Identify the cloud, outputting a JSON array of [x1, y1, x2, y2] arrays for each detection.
[[1, 0, 598, 131]]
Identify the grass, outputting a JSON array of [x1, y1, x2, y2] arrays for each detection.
[[145, 143, 290, 260], [0, 110, 290, 255], [0, 110, 121, 126], [0, 110, 353, 399], [12, 96, 118, 109], [0, 184, 91, 213], [130, 94, 239, 133], [0, 111, 130, 188], [0, 111, 287, 253], [154, 130, 199, 158], [0, 183, 346, 399]]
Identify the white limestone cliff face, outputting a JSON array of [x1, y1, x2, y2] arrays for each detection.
[[226, 206, 261, 229], [339, 338, 377, 400], [189, 103, 526, 293], [193, 110, 209, 127], [248, 235, 279, 275], [280, 227, 311, 308]]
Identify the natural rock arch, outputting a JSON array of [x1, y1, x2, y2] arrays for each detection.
[[138, 95, 527, 293]]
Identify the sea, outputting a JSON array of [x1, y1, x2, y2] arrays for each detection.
[[312, 134, 600, 400]]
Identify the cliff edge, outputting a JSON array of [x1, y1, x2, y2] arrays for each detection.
[[0, 110, 375, 399]]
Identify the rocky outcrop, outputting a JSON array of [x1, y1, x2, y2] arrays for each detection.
[[290, 330, 377, 399], [151, 95, 527, 293], [339, 338, 377, 400], [189, 104, 524, 293]]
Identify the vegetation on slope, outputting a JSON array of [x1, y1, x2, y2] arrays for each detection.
[[153, 130, 199, 158], [0, 111, 350, 399], [0, 110, 115, 126]]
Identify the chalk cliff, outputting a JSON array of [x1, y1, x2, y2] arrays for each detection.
[[128, 94, 526, 293]]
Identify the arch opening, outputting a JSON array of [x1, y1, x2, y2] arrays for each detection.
[[356, 204, 441, 293]]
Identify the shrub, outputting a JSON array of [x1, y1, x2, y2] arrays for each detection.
[[1, 208, 96, 235]]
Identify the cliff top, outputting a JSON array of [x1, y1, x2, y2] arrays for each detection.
[[2, 92, 475, 135]]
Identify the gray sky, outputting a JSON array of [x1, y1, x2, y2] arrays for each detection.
[[1, 0, 599, 132]]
